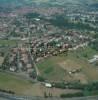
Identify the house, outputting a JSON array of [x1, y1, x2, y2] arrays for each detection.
[[88, 58, 97, 63], [88, 55, 98, 63], [27, 64, 32, 69], [9, 67, 16, 72], [94, 55, 98, 59]]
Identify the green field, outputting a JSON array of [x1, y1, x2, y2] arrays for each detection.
[[0, 71, 80, 97], [37, 47, 98, 83], [0, 72, 35, 95], [71, 46, 98, 59], [33, 0, 49, 2], [37, 56, 66, 81], [0, 40, 18, 46], [0, 57, 4, 65]]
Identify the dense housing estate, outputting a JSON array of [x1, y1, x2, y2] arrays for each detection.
[[0, 0, 98, 99]]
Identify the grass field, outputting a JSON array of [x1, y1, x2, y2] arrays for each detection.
[[37, 56, 66, 81], [37, 47, 98, 83], [0, 57, 4, 65], [71, 46, 98, 59], [0, 47, 98, 96], [0, 72, 80, 97], [0, 72, 34, 95], [35, 0, 49, 2], [0, 40, 18, 46]]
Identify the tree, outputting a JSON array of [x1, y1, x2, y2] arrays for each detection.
[[37, 76, 45, 82], [44, 92, 48, 98], [91, 39, 98, 51]]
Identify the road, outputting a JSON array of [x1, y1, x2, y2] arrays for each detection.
[[0, 92, 98, 100], [28, 29, 39, 76]]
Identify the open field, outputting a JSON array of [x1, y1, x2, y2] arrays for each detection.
[[0, 72, 80, 97], [37, 47, 98, 83], [0, 72, 34, 96], [0, 46, 98, 96], [71, 46, 98, 60], [0, 40, 19, 47], [32, 0, 49, 3], [0, 57, 4, 65]]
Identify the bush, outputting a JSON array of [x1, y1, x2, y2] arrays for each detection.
[[60, 92, 84, 98], [37, 76, 45, 82], [54, 82, 66, 89], [0, 89, 15, 94], [90, 39, 98, 51]]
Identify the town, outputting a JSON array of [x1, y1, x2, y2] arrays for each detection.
[[0, 0, 98, 99]]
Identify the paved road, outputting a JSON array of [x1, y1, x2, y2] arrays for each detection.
[[0, 92, 98, 100], [28, 30, 39, 76]]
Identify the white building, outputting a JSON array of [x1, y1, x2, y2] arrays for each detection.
[[88, 55, 98, 63], [45, 83, 52, 88]]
